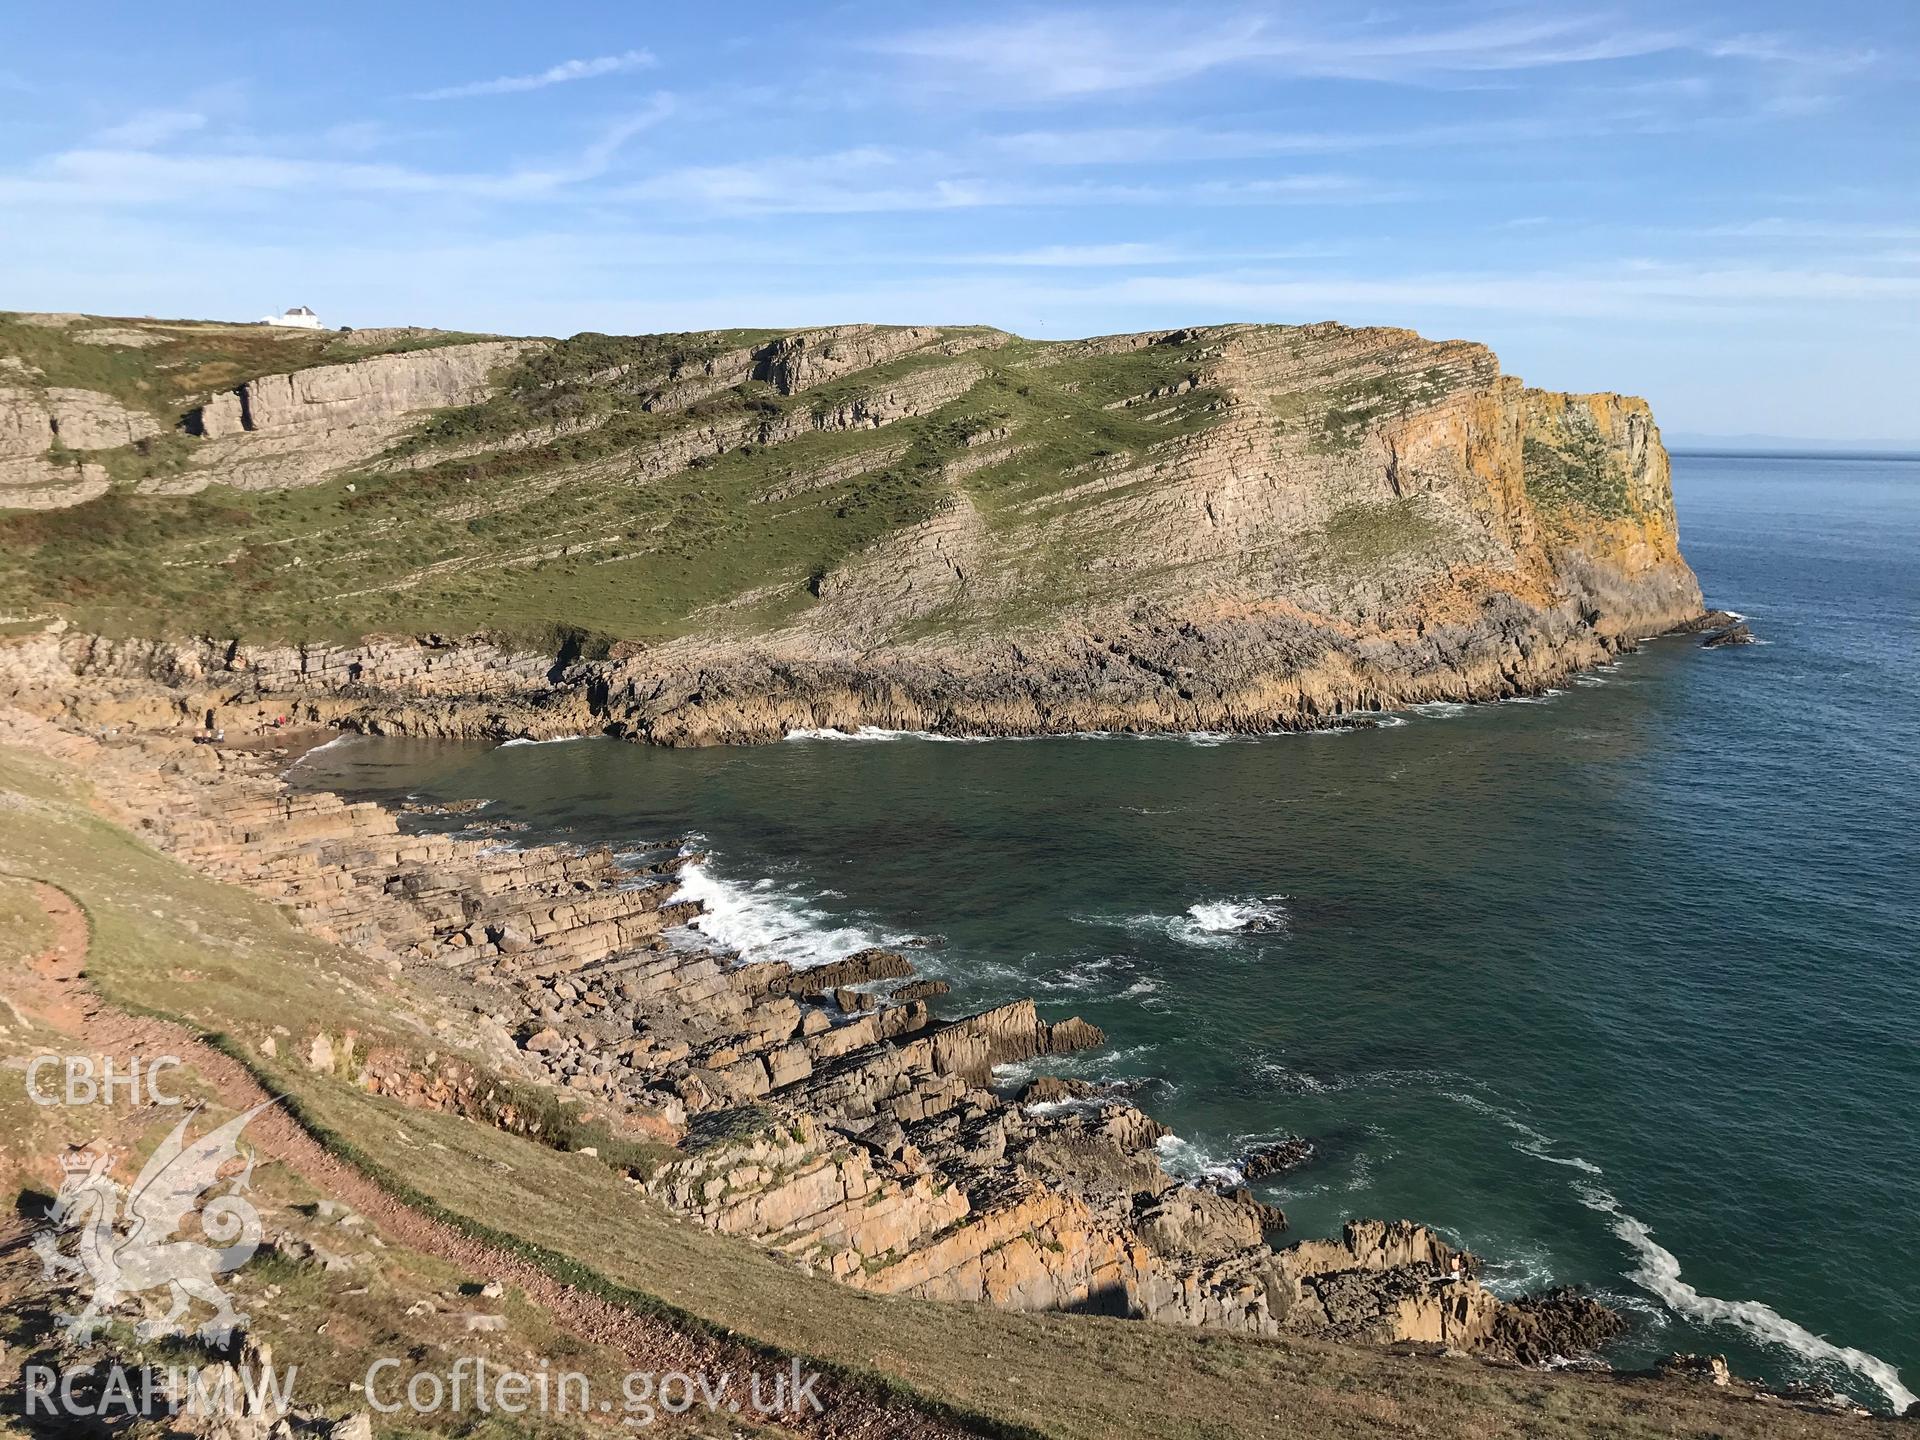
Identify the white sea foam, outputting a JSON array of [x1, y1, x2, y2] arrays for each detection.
[[1251, 1061, 1338, 1095], [668, 856, 901, 970], [1095, 897, 1291, 948], [1407, 700, 1473, 718], [1155, 1133, 1245, 1186], [291, 732, 363, 760], [1575, 1184, 1915, 1411], [1027, 954, 1118, 994], [1443, 1091, 1605, 1176], [1440, 1090, 1911, 1408], [783, 725, 1057, 743], [783, 725, 938, 742], [1291, 715, 1409, 734], [497, 733, 599, 747], [1129, 729, 1272, 745], [1180, 898, 1290, 941], [1476, 1241, 1561, 1299]]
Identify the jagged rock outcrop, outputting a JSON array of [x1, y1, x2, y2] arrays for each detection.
[[189, 341, 539, 440], [0, 701, 1621, 1362], [170, 340, 541, 491], [0, 381, 158, 507]]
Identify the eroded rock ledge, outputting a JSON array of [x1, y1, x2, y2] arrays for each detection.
[[0, 702, 1619, 1363], [0, 590, 1710, 749]]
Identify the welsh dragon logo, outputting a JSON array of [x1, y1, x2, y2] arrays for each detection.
[[31, 1101, 277, 1345]]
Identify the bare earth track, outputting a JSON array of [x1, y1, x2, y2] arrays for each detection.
[[3, 876, 996, 1440]]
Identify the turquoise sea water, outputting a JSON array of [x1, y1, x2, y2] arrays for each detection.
[[296, 452, 1920, 1410]]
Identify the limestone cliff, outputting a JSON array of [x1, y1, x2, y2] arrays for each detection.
[[0, 378, 159, 508], [181, 338, 542, 491], [0, 313, 1706, 740]]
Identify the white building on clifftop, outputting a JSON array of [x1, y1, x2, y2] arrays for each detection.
[[260, 305, 324, 329]]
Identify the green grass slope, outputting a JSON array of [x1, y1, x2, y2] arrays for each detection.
[[0, 736, 1877, 1439], [0, 320, 1225, 645]]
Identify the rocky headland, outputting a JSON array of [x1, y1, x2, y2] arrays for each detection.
[[0, 308, 1736, 1389], [0, 310, 1716, 746]]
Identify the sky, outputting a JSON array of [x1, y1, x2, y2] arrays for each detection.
[[2, 2, 1915, 441]]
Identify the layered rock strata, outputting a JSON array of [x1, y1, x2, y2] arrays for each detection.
[[0, 702, 1613, 1358], [0, 381, 159, 508], [173, 340, 542, 492], [1, 318, 1711, 742]]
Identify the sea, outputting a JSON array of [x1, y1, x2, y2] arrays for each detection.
[[294, 451, 1920, 1411]]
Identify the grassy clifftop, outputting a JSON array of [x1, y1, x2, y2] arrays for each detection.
[[0, 313, 1693, 664]]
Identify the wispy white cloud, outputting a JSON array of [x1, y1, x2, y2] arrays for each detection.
[[607, 145, 1389, 216], [0, 99, 674, 210], [412, 49, 655, 102], [1685, 218, 1920, 242], [928, 241, 1345, 268], [988, 102, 1722, 167], [1707, 32, 1877, 68], [873, 10, 1697, 100], [94, 109, 208, 149]]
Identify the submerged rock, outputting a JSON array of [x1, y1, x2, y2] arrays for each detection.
[[1672, 609, 1744, 634], [1239, 1136, 1316, 1180]]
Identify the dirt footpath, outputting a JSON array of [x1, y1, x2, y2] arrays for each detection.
[[7, 878, 994, 1440]]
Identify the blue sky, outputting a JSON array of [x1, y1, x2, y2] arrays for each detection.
[[3, 2, 1915, 440]]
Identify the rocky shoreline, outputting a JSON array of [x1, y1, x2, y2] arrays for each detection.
[[0, 592, 1715, 750], [0, 694, 1629, 1368]]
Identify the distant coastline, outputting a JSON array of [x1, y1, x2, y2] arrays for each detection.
[[1667, 436, 1920, 459], [1670, 448, 1920, 463]]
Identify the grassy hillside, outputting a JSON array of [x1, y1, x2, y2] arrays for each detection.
[[0, 313, 1695, 690], [0, 317, 1261, 646], [0, 310, 495, 423], [0, 735, 1873, 1439]]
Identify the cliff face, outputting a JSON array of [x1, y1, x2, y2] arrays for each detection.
[[1, 378, 159, 508], [182, 338, 543, 491], [0, 313, 1704, 740]]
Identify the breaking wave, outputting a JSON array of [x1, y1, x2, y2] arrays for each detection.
[[1155, 1133, 1246, 1186], [783, 726, 986, 743], [1089, 897, 1290, 948], [1575, 1185, 1915, 1412], [668, 853, 903, 970], [1175, 898, 1291, 945], [1442, 1091, 1605, 1176], [1440, 1089, 1913, 1411], [290, 732, 362, 760]]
